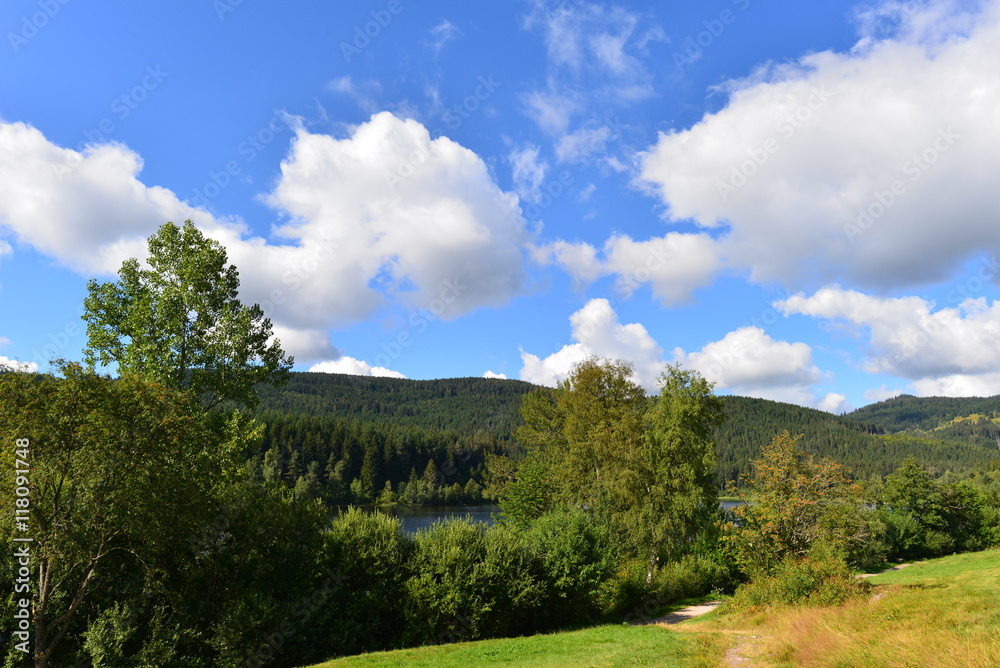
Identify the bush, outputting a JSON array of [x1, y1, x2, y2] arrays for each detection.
[[311, 508, 412, 658], [525, 507, 618, 627], [729, 543, 868, 610], [404, 517, 546, 645]]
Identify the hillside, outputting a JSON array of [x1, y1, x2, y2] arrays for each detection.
[[715, 395, 1000, 483], [255, 372, 537, 439], [844, 394, 1000, 450], [254, 373, 1000, 493]]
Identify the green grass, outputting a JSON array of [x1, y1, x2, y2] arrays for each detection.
[[684, 548, 1000, 667], [304, 550, 1000, 668], [304, 624, 710, 668]]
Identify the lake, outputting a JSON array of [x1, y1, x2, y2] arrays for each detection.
[[372, 500, 745, 534]]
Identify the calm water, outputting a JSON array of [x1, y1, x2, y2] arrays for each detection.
[[382, 505, 500, 534], [368, 500, 744, 534]]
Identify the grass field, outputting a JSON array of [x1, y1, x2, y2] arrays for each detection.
[[305, 549, 1000, 668], [307, 624, 712, 668], [683, 549, 1000, 667]]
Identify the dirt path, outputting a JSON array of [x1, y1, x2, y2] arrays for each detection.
[[858, 562, 911, 579], [642, 601, 723, 625]]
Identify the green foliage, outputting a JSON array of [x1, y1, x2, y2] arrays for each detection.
[[83, 220, 292, 409], [715, 396, 999, 485], [524, 507, 617, 626], [729, 543, 869, 610], [403, 519, 545, 645], [0, 364, 214, 667], [313, 508, 411, 658], [874, 458, 991, 558], [498, 359, 722, 579], [844, 393, 1000, 433], [255, 371, 537, 438], [726, 432, 879, 575]]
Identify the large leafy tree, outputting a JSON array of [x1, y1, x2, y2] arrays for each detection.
[[0, 364, 214, 668], [496, 358, 723, 580], [629, 364, 723, 580], [83, 220, 292, 409]]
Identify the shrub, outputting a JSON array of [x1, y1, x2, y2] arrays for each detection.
[[729, 543, 868, 610], [404, 517, 546, 645], [525, 507, 618, 627], [312, 508, 412, 658]]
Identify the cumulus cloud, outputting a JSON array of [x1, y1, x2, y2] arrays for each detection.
[[603, 233, 721, 304], [0, 113, 532, 363], [531, 239, 604, 290], [483, 370, 508, 379], [309, 356, 406, 379], [673, 326, 844, 410], [778, 285, 1000, 396], [640, 0, 1000, 292], [519, 298, 665, 392], [0, 356, 38, 373], [520, 301, 841, 409], [533, 232, 721, 304]]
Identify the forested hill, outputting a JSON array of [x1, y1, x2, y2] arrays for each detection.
[[715, 396, 998, 484], [843, 394, 1000, 448], [254, 373, 1000, 493], [255, 372, 537, 439]]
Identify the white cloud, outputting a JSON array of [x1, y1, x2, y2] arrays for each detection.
[[778, 285, 1000, 397], [309, 356, 406, 379], [673, 326, 835, 409], [604, 233, 721, 305], [0, 121, 207, 275], [522, 1, 661, 100], [0, 113, 532, 363], [426, 20, 461, 53], [911, 372, 1000, 397], [509, 145, 549, 203], [519, 298, 665, 392], [483, 370, 507, 379], [522, 87, 579, 135], [578, 183, 596, 201], [817, 392, 853, 415], [555, 125, 612, 163], [0, 356, 38, 373], [863, 384, 904, 403], [531, 239, 604, 290], [640, 0, 1000, 292], [532, 232, 721, 304]]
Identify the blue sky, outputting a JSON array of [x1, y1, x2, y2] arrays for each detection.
[[2, 0, 998, 412]]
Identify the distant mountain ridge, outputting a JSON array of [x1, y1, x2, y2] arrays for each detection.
[[255, 373, 1000, 485]]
